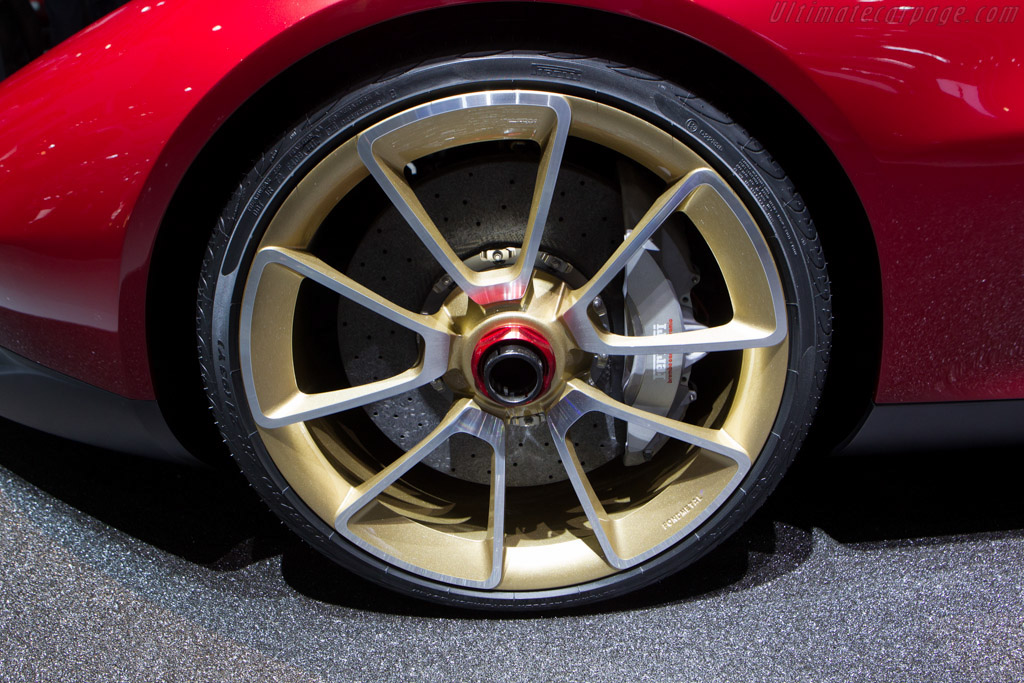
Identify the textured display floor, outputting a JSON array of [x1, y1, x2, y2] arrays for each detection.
[[1, 417, 1021, 682]]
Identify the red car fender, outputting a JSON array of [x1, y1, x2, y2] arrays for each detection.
[[0, 0, 1022, 402]]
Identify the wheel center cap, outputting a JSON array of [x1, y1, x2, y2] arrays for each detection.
[[471, 325, 556, 406]]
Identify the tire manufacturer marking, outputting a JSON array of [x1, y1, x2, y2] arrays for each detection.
[[531, 64, 583, 81]]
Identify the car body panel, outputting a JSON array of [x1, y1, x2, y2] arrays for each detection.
[[0, 0, 1022, 403]]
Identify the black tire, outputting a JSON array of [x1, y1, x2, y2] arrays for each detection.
[[197, 52, 831, 611]]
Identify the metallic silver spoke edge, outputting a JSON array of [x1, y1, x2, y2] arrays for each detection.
[[240, 247, 452, 428], [547, 379, 751, 570], [358, 90, 571, 305], [334, 399, 508, 589], [562, 168, 788, 356]]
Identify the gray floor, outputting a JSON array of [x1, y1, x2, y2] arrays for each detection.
[[0, 417, 1021, 682]]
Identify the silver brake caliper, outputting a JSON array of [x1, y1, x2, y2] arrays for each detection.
[[620, 227, 706, 466]]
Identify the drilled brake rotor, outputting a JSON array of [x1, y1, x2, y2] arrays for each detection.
[[337, 150, 626, 486]]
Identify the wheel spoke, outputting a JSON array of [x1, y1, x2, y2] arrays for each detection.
[[334, 399, 508, 588], [551, 379, 748, 465], [561, 168, 787, 356], [567, 170, 713, 309], [546, 423, 624, 568], [357, 132, 479, 298], [566, 319, 781, 356], [547, 379, 750, 569], [506, 95, 571, 300], [240, 246, 452, 428], [358, 91, 572, 305], [252, 369, 439, 428], [253, 247, 450, 338]]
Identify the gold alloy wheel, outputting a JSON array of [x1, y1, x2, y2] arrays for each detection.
[[237, 91, 789, 591]]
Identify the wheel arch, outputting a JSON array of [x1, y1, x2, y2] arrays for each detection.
[[145, 2, 881, 459]]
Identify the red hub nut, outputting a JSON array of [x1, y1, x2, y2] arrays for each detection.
[[471, 324, 556, 406]]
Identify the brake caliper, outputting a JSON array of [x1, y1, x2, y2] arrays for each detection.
[[621, 229, 706, 465]]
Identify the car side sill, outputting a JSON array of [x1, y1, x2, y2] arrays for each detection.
[[837, 399, 1024, 455], [0, 345, 197, 464]]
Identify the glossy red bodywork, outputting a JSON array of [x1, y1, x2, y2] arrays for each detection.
[[0, 0, 1022, 402]]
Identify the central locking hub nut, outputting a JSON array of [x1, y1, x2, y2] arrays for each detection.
[[471, 325, 555, 406]]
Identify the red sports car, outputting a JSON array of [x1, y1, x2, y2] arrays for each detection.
[[0, 0, 1021, 610]]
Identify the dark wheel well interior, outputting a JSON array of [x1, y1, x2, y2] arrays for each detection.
[[147, 2, 881, 462]]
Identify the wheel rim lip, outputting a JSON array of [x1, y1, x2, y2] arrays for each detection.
[[471, 323, 555, 406], [238, 89, 791, 592]]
